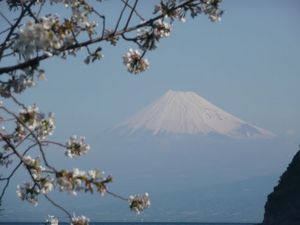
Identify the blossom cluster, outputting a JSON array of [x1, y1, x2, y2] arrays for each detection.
[[128, 192, 151, 214], [14, 16, 66, 60], [23, 156, 45, 180], [153, 19, 172, 38], [197, 0, 223, 22], [16, 182, 40, 206], [65, 135, 90, 158], [136, 19, 172, 52], [56, 168, 110, 196], [123, 49, 150, 74], [56, 168, 86, 195], [45, 215, 59, 225], [15, 104, 55, 141], [39, 177, 55, 194], [12, 1, 97, 61], [0, 65, 47, 98], [154, 3, 186, 22], [69, 4, 96, 37], [154, 0, 223, 23], [45, 213, 90, 225], [16, 156, 54, 205], [71, 214, 90, 225], [0, 71, 38, 98], [49, 0, 82, 6], [15, 167, 108, 206], [18, 104, 40, 130]]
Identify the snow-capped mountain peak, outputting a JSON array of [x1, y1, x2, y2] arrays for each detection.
[[117, 90, 275, 138]]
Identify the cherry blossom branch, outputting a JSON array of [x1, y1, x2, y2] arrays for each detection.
[[0, 0, 215, 75], [91, 8, 106, 38], [36, 0, 45, 18], [41, 140, 67, 148], [106, 190, 128, 202], [0, 134, 32, 205], [114, 0, 129, 34], [0, 12, 12, 26], [123, 0, 139, 31], [11, 95, 27, 110], [0, 161, 22, 204], [1, 132, 85, 223], [0, 105, 57, 172], [44, 194, 72, 221], [0, 27, 12, 36], [0, 54, 48, 75], [0, 1, 36, 59], [121, 0, 145, 21], [0, 133, 24, 161]]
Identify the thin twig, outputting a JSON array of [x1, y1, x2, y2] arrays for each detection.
[[0, 161, 22, 204], [121, 0, 145, 21], [0, 27, 11, 36], [123, 0, 139, 31], [11, 95, 27, 110], [27, 8, 38, 22], [41, 140, 67, 148], [107, 190, 128, 201], [0, 12, 13, 26], [92, 8, 106, 38], [114, 0, 129, 34], [36, 1, 45, 18], [44, 194, 72, 220]]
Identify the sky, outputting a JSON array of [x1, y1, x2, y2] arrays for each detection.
[[14, 0, 300, 140], [1, 0, 300, 222]]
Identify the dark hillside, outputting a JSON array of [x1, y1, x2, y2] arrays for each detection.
[[262, 149, 300, 225]]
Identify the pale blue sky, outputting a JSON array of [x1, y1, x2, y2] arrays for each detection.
[[17, 0, 300, 140], [2, 0, 300, 222]]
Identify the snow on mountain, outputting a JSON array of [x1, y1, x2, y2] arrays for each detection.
[[116, 90, 275, 138]]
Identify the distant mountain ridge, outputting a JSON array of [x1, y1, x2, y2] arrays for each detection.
[[116, 90, 275, 139]]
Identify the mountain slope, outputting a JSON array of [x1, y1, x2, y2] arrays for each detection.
[[262, 150, 300, 225], [117, 90, 274, 138]]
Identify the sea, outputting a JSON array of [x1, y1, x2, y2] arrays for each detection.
[[0, 223, 256, 225]]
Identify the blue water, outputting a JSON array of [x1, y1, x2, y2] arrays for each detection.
[[0, 223, 256, 225]]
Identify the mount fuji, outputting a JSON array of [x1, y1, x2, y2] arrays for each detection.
[[93, 91, 290, 222], [116, 90, 274, 139]]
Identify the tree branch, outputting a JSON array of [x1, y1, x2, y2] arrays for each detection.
[[123, 0, 139, 31], [121, 0, 145, 21], [0, 0, 200, 75], [0, 161, 22, 205], [44, 194, 72, 220], [0, 1, 36, 59]]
